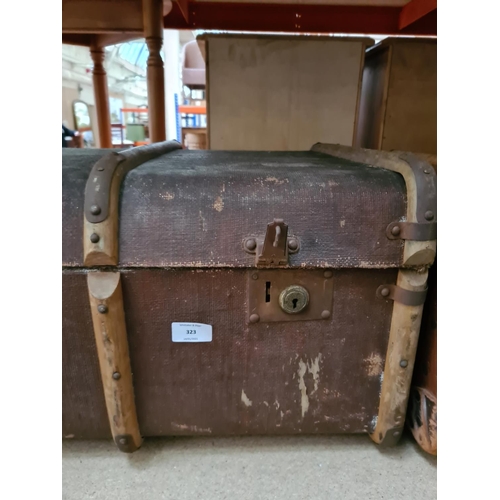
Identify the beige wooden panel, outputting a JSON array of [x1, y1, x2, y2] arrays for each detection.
[[381, 40, 437, 155], [206, 35, 370, 150], [354, 44, 391, 149]]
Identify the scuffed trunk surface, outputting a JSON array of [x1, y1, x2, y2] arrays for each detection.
[[63, 150, 406, 268], [63, 268, 396, 438]]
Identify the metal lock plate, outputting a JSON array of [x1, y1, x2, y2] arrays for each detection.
[[248, 269, 334, 323]]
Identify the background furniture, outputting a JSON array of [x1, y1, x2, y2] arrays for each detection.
[[182, 39, 206, 88], [201, 34, 373, 150], [355, 38, 437, 154]]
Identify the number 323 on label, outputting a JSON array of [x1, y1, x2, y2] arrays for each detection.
[[171, 323, 212, 343]]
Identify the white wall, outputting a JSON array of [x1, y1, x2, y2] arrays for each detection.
[[163, 30, 181, 141]]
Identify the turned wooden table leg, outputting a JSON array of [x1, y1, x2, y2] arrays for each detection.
[[90, 44, 112, 149], [143, 0, 166, 143]]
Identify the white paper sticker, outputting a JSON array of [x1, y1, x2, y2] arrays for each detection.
[[171, 322, 212, 343]]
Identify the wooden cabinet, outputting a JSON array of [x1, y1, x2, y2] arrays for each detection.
[[201, 34, 373, 151], [355, 38, 437, 155]]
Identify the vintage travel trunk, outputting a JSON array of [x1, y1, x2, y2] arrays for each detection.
[[62, 142, 437, 452]]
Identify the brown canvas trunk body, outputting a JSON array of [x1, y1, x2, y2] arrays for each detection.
[[62, 143, 436, 451]]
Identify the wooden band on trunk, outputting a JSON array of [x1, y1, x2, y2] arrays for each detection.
[[370, 268, 428, 446], [83, 142, 181, 452], [84, 140, 182, 266], [87, 272, 141, 453], [312, 143, 435, 447]]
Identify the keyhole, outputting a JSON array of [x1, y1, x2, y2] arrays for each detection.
[[265, 282, 271, 302], [279, 286, 309, 314]]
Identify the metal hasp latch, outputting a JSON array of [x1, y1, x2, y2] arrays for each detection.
[[244, 219, 300, 267]]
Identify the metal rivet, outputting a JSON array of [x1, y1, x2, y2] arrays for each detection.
[[323, 270, 333, 279], [90, 205, 101, 215], [423, 169, 430, 174], [245, 238, 257, 251], [97, 304, 108, 314], [391, 225, 401, 236], [424, 210, 434, 221], [90, 233, 100, 243], [381, 287, 390, 297], [97, 166, 104, 171], [251, 273, 259, 280], [112, 372, 121, 380], [288, 238, 298, 251], [119, 438, 127, 445], [321, 310, 331, 319], [249, 314, 260, 324], [400, 360, 408, 368]]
